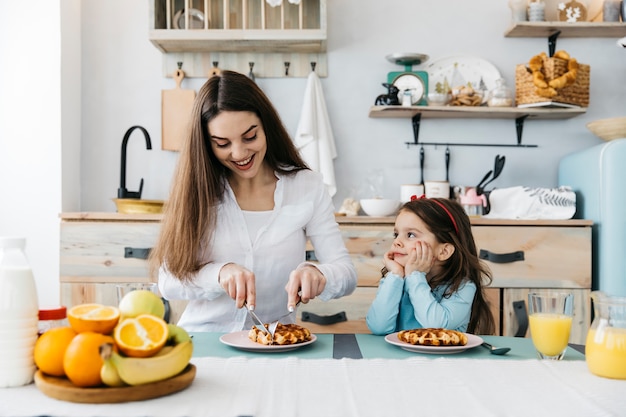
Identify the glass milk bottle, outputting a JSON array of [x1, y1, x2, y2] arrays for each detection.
[[0, 237, 39, 387]]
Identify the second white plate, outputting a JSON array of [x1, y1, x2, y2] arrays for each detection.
[[385, 332, 483, 354], [220, 331, 317, 353], [426, 56, 501, 100]]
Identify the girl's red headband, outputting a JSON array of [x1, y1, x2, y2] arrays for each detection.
[[410, 194, 459, 234]]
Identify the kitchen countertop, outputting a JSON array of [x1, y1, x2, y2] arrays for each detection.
[[60, 212, 593, 226]]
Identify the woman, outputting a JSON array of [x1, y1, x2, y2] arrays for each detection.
[[150, 70, 356, 332], [366, 196, 494, 335]]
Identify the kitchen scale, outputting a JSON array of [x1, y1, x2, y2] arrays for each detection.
[[386, 53, 429, 106]]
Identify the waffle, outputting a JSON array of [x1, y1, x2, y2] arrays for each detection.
[[248, 323, 312, 346], [397, 328, 468, 346]]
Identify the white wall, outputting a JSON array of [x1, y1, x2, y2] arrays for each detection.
[[0, 1, 72, 308], [1, 0, 625, 307], [79, 0, 625, 213]]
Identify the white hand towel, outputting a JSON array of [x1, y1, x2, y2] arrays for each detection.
[[295, 71, 338, 196]]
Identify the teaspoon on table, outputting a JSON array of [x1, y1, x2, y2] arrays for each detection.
[[481, 342, 510, 355]]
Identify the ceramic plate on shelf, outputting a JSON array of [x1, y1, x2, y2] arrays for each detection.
[[384, 332, 483, 354], [220, 331, 317, 353], [173, 8, 207, 29], [426, 56, 501, 101]]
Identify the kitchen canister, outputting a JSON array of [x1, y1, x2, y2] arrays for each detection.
[[0, 237, 39, 387]]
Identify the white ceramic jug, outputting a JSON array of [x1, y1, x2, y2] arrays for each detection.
[[0, 237, 39, 387]]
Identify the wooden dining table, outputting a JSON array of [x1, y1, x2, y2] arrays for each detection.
[[1, 333, 624, 417]]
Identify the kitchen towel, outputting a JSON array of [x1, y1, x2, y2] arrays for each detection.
[[484, 186, 576, 220], [294, 71, 338, 197]]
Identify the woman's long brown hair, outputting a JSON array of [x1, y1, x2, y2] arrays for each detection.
[[400, 198, 496, 335], [149, 70, 308, 281]]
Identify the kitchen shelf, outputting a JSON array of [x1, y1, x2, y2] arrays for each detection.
[[505, 21, 626, 38], [368, 105, 587, 147], [368, 106, 586, 120], [505, 21, 626, 55], [149, 0, 327, 78]]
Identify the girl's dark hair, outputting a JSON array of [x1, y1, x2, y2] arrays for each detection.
[[400, 198, 495, 335], [150, 70, 309, 282]]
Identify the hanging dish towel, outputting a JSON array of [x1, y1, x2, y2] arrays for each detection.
[[294, 71, 338, 196]]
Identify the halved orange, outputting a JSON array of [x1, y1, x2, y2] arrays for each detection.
[[113, 314, 168, 358], [67, 303, 120, 334]]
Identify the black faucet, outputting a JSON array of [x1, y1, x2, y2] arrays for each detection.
[[118, 125, 152, 199]]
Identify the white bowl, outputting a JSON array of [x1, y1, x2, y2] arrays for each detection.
[[360, 199, 401, 217]]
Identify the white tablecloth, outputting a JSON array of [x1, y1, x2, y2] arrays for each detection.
[[2, 357, 625, 417]]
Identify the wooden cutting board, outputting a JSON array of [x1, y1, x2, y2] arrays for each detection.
[[34, 364, 196, 403], [162, 68, 196, 151]]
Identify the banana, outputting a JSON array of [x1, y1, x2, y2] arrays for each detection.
[[100, 357, 127, 387], [101, 340, 193, 386]]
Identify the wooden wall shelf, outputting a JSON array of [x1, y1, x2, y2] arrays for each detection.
[[368, 105, 586, 120], [368, 105, 587, 148], [505, 21, 626, 38]]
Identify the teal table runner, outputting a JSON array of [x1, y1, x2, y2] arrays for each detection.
[[190, 332, 585, 361], [356, 334, 586, 361]]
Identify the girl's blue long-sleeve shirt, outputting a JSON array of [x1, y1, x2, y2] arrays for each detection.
[[366, 271, 476, 335]]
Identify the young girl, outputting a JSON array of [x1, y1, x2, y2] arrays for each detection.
[[366, 195, 494, 335]]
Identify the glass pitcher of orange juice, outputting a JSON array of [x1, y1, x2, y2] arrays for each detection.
[[586, 291, 626, 379]]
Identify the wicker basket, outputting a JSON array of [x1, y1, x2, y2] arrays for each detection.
[[515, 55, 590, 107]]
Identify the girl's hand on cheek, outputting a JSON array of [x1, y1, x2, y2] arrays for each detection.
[[383, 250, 404, 277], [405, 241, 434, 276]]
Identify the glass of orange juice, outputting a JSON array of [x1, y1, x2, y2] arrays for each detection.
[[528, 292, 573, 360]]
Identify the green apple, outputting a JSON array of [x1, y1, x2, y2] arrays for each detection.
[[118, 290, 165, 319], [167, 323, 191, 344]]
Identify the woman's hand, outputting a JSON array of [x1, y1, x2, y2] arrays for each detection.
[[285, 265, 326, 310], [404, 241, 435, 276], [218, 263, 256, 309], [382, 249, 404, 277]]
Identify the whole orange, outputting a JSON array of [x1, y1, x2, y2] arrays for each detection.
[[34, 326, 77, 377], [63, 331, 115, 387]]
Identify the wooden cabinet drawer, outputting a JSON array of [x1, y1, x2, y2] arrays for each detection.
[[296, 287, 376, 334], [60, 221, 160, 283], [472, 225, 592, 289]]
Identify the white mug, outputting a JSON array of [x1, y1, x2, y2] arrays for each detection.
[[400, 184, 424, 202], [424, 181, 450, 199]]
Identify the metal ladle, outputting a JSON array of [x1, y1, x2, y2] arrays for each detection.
[[481, 341, 510, 355]]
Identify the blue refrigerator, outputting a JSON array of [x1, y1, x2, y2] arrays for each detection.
[[558, 139, 626, 296]]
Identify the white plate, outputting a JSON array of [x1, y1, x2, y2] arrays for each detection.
[[426, 56, 501, 102], [385, 332, 483, 354], [173, 8, 206, 30], [220, 331, 317, 353]]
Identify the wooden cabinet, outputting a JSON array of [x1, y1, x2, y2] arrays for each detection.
[[149, 0, 327, 78], [59, 213, 592, 343]]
